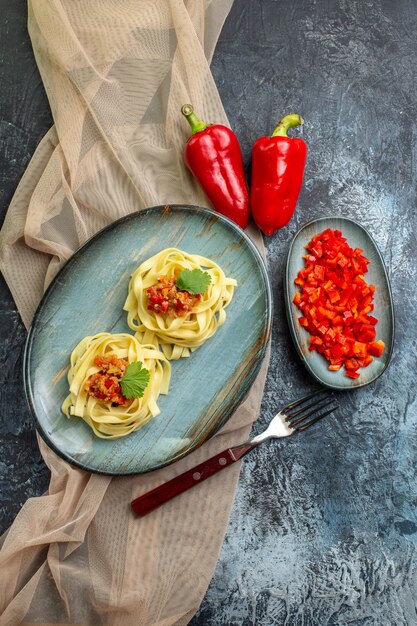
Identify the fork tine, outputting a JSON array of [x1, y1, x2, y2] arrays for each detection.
[[293, 405, 338, 432], [280, 388, 326, 415], [285, 396, 332, 421], [287, 398, 336, 428]]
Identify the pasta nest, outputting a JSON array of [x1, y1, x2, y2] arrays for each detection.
[[62, 332, 170, 439], [123, 248, 237, 359]]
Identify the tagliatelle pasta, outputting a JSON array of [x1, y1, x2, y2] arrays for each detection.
[[123, 248, 237, 359], [62, 332, 170, 439]]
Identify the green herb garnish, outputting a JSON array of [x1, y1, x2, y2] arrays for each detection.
[[176, 269, 211, 295], [120, 362, 150, 399]]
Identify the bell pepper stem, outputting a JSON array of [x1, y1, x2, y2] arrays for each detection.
[[181, 104, 209, 134], [271, 113, 304, 137]]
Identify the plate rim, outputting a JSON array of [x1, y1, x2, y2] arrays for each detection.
[[24, 204, 273, 475], [284, 215, 395, 391]]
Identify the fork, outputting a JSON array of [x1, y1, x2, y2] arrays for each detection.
[[131, 390, 338, 517]]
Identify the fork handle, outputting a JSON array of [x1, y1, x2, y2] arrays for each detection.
[[131, 442, 255, 517]]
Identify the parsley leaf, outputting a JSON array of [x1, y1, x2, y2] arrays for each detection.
[[120, 362, 150, 399], [176, 269, 211, 295]]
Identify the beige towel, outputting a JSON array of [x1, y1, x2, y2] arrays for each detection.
[[0, 1, 269, 624]]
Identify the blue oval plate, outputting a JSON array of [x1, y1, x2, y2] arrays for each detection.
[[24, 205, 272, 475], [284, 216, 394, 390]]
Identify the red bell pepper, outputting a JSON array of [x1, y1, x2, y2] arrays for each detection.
[[181, 104, 249, 229], [251, 113, 307, 235]]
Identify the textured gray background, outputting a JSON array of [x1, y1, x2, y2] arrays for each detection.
[[1, 1, 416, 625]]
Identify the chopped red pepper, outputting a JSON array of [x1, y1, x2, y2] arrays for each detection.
[[368, 340, 385, 357], [293, 228, 385, 379], [346, 370, 360, 379]]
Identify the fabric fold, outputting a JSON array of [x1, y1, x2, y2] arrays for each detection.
[[0, 1, 270, 624]]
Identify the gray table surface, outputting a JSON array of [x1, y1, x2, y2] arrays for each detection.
[[1, 1, 416, 625]]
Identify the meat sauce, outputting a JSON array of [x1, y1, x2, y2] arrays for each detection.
[[146, 275, 201, 317], [84, 355, 130, 405]]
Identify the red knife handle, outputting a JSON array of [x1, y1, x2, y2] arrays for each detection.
[[131, 443, 254, 517]]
